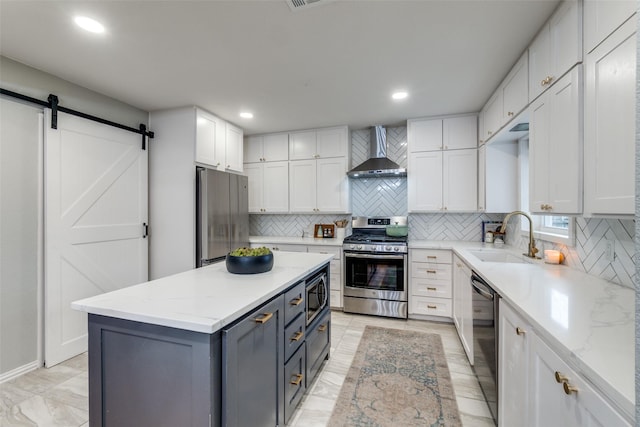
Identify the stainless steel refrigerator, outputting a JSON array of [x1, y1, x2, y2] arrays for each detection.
[[196, 167, 249, 267]]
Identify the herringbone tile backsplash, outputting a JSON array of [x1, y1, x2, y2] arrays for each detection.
[[251, 125, 635, 289]]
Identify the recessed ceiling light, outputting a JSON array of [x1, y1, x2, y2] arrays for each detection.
[[74, 16, 105, 34], [240, 112, 254, 119], [392, 91, 408, 100]]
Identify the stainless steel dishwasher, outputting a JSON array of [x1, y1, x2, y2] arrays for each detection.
[[471, 272, 499, 426]]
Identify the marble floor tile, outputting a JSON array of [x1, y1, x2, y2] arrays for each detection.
[[0, 313, 492, 427], [4, 395, 88, 427]]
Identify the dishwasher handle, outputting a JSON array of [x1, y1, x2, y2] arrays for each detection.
[[471, 274, 494, 301]]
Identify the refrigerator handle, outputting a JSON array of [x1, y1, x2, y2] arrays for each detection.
[[195, 167, 207, 268]]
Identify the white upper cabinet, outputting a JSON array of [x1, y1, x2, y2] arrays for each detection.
[[483, 90, 503, 141], [502, 52, 529, 123], [529, 65, 582, 215], [289, 126, 348, 160], [408, 151, 443, 211], [195, 109, 244, 173], [408, 118, 443, 152], [584, 16, 636, 216], [584, 0, 637, 54], [245, 161, 289, 213], [225, 122, 243, 173], [244, 133, 289, 163], [479, 141, 519, 213], [196, 110, 226, 170], [408, 115, 478, 212], [443, 116, 478, 150], [289, 157, 349, 213], [529, 0, 582, 102], [408, 115, 476, 152]]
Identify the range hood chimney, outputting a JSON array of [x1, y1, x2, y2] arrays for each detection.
[[347, 126, 407, 178]]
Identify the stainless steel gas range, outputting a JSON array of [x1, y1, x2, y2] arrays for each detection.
[[342, 216, 408, 319]]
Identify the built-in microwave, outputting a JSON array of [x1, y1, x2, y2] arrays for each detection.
[[306, 271, 328, 326]]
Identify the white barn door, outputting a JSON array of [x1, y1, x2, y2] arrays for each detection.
[[44, 110, 148, 367]]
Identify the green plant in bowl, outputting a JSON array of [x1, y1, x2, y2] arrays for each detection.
[[226, 247, 274, 274]]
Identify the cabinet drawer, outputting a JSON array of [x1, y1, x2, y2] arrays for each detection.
[[269, 244, 307, 252], [284, 312, 306, 362], [410, 296, 452, 318], [311, 246, 341, 259], [411, 262, 452, 281], [411, 249, 452, 264], [411, 278, 452, 299], [283, 281, 305, 325], [306, 309, 330, 385], [284, 344, 306, 425]]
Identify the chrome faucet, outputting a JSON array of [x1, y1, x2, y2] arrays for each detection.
[[499, 211, 540, 259]]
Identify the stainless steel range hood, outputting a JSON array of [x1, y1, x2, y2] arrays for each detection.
[[347, 126, 407, 178]]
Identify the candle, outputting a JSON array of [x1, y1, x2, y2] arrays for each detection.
[[544, 249, 563, 264]]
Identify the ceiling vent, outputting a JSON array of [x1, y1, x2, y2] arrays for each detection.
[[286, 0, 333, 12]]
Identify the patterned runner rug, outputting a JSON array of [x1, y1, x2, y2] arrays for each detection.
[[328, 326, 462, 427]]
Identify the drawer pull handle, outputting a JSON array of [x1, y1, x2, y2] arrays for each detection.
[[563, 382, 578, 395], [318, 324, 327, 332], [426, 269, 437, 274], [516, 327, 526, 336], [427, 287, 437, 291], [474, 309, 482, 313], [290, 374, 304, 386], [254, 312, 273, 324], [554, 371, 568, 384], [290, 297, 304, 306], [290, 331, 304, 342], [427, 256, 437, 260], [427, 305, 437, 309]]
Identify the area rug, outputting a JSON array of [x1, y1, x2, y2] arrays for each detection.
[[328, 326, 462, 427]]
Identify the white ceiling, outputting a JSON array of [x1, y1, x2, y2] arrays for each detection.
[[0, 0, 559, 135]]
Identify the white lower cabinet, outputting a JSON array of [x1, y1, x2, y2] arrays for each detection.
[[499, 300, 631, 427], [498, 300, 531, 426], [452, 255, 473, 364], [409, 249, 452, 319]]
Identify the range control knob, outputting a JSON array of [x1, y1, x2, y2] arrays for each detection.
[[394, 247, 400, 252], [385, 245, 392, 251], [356, 245, 363, 250]]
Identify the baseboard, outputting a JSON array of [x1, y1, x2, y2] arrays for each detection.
[[0, 360, 40, 384]]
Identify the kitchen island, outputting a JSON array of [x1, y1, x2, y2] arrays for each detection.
[[72, 251, 333, 427]]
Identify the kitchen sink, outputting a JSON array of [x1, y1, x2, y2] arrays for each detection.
[[467, 249, 529, 264]]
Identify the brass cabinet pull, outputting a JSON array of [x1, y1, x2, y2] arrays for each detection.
[[290, 373, 304, 386], [254, 312, 273, 324], [427, 255, 437, 259], [290, 331, 304, 342], [541, 76, 553, 86], [427, 287, 437, 291], [426, 269, 437, 274], [427, 305, 437, 309], [507, 111, 514, 116], [290, 297, 303, 306], [516, 327, 526, 336], [318, 324, 327, 332], [554, 371, 568, 383], [563, 382, 578, 395]]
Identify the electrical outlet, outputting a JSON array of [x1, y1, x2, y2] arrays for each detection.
[[605, 239, 616, 262]]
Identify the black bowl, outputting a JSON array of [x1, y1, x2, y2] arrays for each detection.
[[226, 252, 274, 274]]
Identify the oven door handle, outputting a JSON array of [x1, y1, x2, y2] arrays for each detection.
[[344, 252, 405, 260]]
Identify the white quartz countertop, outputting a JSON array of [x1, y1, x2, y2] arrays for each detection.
[[250, 235, 344, 246], [410, 240, 635, 420], [71, 252, 334, 334]]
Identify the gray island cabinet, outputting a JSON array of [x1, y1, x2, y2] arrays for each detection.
[[72, 252, 333, 427]]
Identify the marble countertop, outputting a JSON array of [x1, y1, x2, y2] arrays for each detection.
[[72, 252, 334, 334], [411, 240, 635, 420], [250, 235, 345, 246]]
